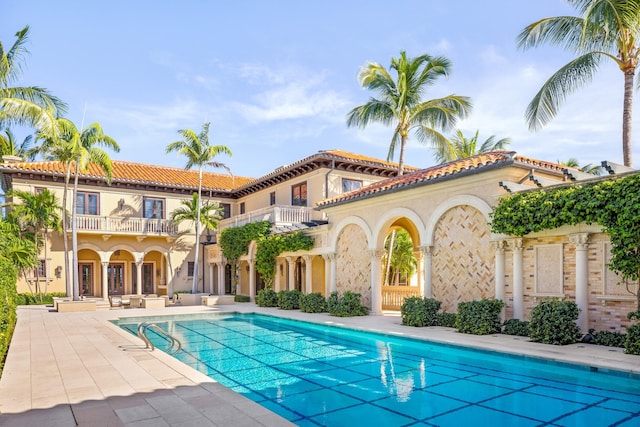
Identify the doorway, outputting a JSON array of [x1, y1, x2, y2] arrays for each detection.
[[108, 263, 125, 295], [79, 263, 94, 297]]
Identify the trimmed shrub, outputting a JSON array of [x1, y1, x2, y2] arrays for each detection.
[[256, 289, 278, 307], [278, 290, 301, 310], [591, 330, 626, 348], [529, 300, 581, 345], [0, 257, 18, 376], [456, 299, 504, 335], [435, 312, 457, 328], [502, 319, 530, 337], [328, 291, 368, 317], [299, 292, 327, 313], [15, 292, 67, 305], [234, 294, 250, 302], [625, 311, 640, 355], [400, 296, 441, 327]]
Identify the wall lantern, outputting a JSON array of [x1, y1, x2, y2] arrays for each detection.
[[55, 266, 62, 278], [176, 267, 181, 277]]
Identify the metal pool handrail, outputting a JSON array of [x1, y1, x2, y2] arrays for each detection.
[[137, 322, 182, 355]]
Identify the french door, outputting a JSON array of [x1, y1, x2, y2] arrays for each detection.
[[79, 263, 94, 296], [108, 263, 125, 295]]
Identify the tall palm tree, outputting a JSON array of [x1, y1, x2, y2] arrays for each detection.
[[34, 118, 83, 297], [517, 0, 640, 167], [0, 127, 35, 160], [61, 122, 120, 301], [5, 188, 61, 299], [434, 130, 511, 164], [383, 229, 417, 286], [346, 51, 472, 176], [166, 122, 231, 294], [0, 25, 67, 137]]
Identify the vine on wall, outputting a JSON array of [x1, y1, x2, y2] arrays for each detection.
[[490, 173, 640, 310], [218, 220, 314, 292]]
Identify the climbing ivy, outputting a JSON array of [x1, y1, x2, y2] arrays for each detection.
[[255, 232, 314, 289], [219, 221, 271, 292], [490, 173, 640, 310]]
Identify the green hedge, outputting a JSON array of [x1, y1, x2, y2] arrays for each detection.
[[277, 290, 301, 310], [400, 296, 441, 327], [502, 319, 530, 337], [234, 294, 251, 302], [299, 292, 327, 313], [15, 292, 67, 305], [591, 330, 626, 348], [456, 299, 504, 335], [435, 312, 457, 328], [0, 257, 18, 376], [327, 291, 368, 317], [626, 311, 640, 355], [529, 300, 581, 345], [256, 289, 278, 307]]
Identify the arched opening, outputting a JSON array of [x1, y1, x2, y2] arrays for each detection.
[[381, 222, 421, 310]]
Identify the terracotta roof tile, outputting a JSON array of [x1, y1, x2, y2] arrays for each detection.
[[0, 159, 254, 191], [318, 149, 420, 172], [317, 151, 567, 208]]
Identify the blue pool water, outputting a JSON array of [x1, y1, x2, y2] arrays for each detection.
[[114, 313, 640, 426]]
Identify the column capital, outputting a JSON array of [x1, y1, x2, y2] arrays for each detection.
[[370, 249, 385, 259], [302, 254, 314, 263], [419, 245, 433, 256], [569, 233, 590, 250], [413, 250, 424, 261], [509, 238, 524, 252], [491, 240, 506, 253], [101, 261, 109, 267]]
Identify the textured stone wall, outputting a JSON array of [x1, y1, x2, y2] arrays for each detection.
[[432, 205, 494, 313], [335, 224, 372, 308]]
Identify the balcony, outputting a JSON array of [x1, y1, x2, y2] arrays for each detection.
[[218, 205, 320, 230], [70, 215, 178, 237]]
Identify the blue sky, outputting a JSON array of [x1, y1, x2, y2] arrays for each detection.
[[3, 0, 635, 178]]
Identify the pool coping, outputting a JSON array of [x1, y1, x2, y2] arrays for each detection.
[[1, 303, 639, 426]]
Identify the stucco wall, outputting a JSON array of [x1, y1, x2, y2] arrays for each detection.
[[335, 223, 371, 308]]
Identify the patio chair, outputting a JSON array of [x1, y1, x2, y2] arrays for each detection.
[[108, 295, 122, 309]]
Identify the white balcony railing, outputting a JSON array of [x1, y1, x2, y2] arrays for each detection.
[[218, 205, 316, 230], [70, 215, 178, 236]]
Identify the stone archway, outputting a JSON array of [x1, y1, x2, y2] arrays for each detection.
[[431, 205, 494, 312]]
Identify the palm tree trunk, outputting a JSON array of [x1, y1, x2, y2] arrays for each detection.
[[71, 161, 80, 301], [43, 227, 49, 296], [62, 163, 71, 297], [192, 168, 203, 294], [397, 135, 407, 176], [622, 70, 634, 167]]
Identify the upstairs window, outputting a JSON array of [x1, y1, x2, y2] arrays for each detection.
[[187, 261, 195, 277], [220, 203, 231, 219], [291, 182, 307, 206], [34, 259, 46, 277], [240, 202, 246, 214], [143, 197, 164, 219], [270, 192, 276, 206], [342, 178, 362, 193], [76, 192, 99, 215]]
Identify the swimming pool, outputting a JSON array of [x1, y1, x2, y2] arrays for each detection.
[[114, 313, 640, 426]]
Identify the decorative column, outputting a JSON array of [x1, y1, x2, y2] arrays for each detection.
[[492, 240, 506, 302], [303, 255, 313, 294], [419, 246, 433, 298], [249, 261, 256, 301], [510, 238, 524, 320], [216, 262, 226, 295], [208, 263, 214, 294], [165, 252, 172, 297], [413, 249, 424, 292], [370, 250, 385, 315], [101, 261, 109, 301], [569, 233, 590, 332], [286, 257, 295, 291], [274, 260, 282, 292], [135, 257, 143, 295], [322, 254, 331, 296], [329, 253, 337, 293]]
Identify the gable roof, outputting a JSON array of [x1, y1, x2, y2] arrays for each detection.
[[316, 151, 568, 209]]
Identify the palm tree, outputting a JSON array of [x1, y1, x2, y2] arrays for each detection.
[[346, 51, 472, 176], [166, 122, 231, 294], [517, 0, 640, 167], [0, 218, 37, 288], [5, 188, 61, 299], [34, 118, 83, 297], [64, 121, 120, 301], [434, 130, 511, 164], [0, 26, 67, 137], [0, 127, 35, 160], [171, 193, 223, 231], [557, 157, 603, 175], [383, 229, 417, 286]]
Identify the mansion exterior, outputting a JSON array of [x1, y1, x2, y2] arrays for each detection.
[[1, 149, 637, 332]]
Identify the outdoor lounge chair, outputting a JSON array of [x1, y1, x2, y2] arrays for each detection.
[[108, 296, 122, 308]]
